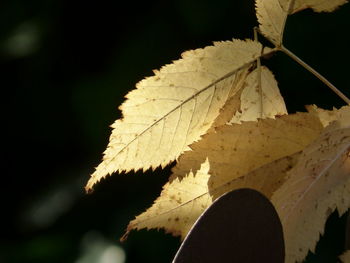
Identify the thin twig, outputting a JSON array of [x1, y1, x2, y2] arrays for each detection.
[[280, 45, 350, 105]]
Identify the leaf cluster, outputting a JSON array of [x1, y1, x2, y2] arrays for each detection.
[[86, 0, 350, 262]]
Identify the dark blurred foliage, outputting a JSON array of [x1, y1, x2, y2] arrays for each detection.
[[1, 0, 349, 262]]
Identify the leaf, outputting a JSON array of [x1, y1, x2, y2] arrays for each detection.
[[122, 158, 212, 240], [255, 0, 287, 45], [230, 66, 287, 123], [207, 70, 250, 130], [340, 250, 350, 263], [307, 104, 350, 127], [209, 65, 287, 131], [122, 111, 324, 239], [207, 68, 250, 129], [291, 0, 348, 13], [86, 40, 267, 191], [256, 0, 348, 45], [271, 108, 350, 263]]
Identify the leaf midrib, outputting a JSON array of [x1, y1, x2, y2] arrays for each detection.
[[106, 52, 273, 169]]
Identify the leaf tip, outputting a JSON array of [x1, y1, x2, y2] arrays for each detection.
[[85, 175, 98, 193], [120, 231, 129, 243]]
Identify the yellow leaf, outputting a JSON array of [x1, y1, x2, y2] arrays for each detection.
[[208, 68, 249, 129], [230, 66, 287, 123], [340, 250, 350, 263], [86, 40, 266, 191], [292, 0, 348, 13], [210, 65, 287, 130], [307, 104, 350, 127], [122, 159, 212, 240], [271, 108, 350, 263], [256, 0, 287, 45], [122, 112, 323, 239], [256, 0, 348, 45], [210, 152, 300, 199]]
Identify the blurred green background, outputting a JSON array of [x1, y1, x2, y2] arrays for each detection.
[[2, 0, 349, 262]]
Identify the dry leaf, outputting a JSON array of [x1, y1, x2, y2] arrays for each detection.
[[122, 159, 212, 240], [230, 66, 287, 123], [123, 152, 298, 240], [209, 152, 300, 200], [256, 0, 348, 45], [255, 0, 287, 45], [307, 104, 350, 127], [340, 250, 350, 263], [210, 65, 287, 130], [84, 0, 350, 259], [271, 109, 350, 263], [292, 0, 348, 13], [208, 68, 250, 129], [122, 112, 324, 239], [86, 40, 267, 191]]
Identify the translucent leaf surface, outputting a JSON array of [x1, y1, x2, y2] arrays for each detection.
[[230, 66, 287, 123], [340, 250, 350, 263], [86, 40, 266, 191], [272, 107, 350, 263], [256, 0, 348, 44], [123, 112, 323, 239]]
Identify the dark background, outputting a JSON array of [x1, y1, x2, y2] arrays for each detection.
[[2, 0, 349, 262]]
